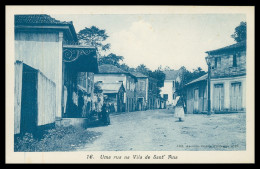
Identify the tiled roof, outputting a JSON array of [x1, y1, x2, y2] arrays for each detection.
[[101, 83, 125, 93], [164, 70, 180, 80], [15, 14, 78, 41], [206, 40, 246, 55], [98, 64, 128, 74], [130, 72, 148, 78], [185, 73, 208, 86], [15, 14, 72, 26]]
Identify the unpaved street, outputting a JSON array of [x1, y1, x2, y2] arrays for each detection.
[[79, 109, 246, 151]]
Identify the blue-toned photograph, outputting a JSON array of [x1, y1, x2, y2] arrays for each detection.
[[14, 14, 246, 152]]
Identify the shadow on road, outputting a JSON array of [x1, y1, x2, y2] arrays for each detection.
[[87, 120, 110, 128]]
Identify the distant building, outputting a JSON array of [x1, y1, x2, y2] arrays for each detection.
[[94, 64, 137, 112], [206, 41, 246, 113], [130, 72, 148, 111], [160, 69, 182, 107], [14, 15, 98, 136], [184, 74, 208, 114]]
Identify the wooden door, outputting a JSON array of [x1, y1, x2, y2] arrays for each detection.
[[230, 82, 242, 111], [213, 84, 224, 111], [20, 64, 38, 135], [138, 98, 143, 111], [194, 88, 199, 113]]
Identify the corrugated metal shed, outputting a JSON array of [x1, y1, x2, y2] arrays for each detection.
[[185, 74, 208, 86], [100, 83, 125, 93]]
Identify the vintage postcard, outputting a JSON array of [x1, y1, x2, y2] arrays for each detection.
[[5, 5, 255, 163]]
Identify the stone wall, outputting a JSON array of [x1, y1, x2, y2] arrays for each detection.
[[210, 51, 246, 78]]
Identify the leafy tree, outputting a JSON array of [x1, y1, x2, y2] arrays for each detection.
[[98, 53, 124, 67], [77, 26, 111, 55], [231, 21, 247, 42], [135, 64, 151, 76], [149, 69, 165, 89], [118, 63, 135, 72], [164, 66, 173, 71]]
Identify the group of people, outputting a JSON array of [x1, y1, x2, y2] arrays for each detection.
[[63, 83, 93, 118]]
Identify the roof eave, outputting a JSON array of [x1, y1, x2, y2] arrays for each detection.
[[15, 24, 78, 42]]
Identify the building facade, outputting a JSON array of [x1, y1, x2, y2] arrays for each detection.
[[185, 74, 208, 114], [130, 72, 148, 111], [14, 15, 98, 136], [160, 69, 181, 107], [94, 64, 137, 112], [206, 41, 246, 113]]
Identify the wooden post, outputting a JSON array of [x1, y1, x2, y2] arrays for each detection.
[[207, 60, 211, 115], [56, 32, 63, 119]]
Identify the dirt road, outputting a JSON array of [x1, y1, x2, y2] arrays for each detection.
[[79, 109, 246, 151]]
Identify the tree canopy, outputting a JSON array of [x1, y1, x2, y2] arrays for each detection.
[[177, 67, 207, 90], [231, 21, 247, 42], [77, 26, 111, 54], [135, 64, 151, 76], [149, 68, 166, 89], [99, 53, 124, 67]]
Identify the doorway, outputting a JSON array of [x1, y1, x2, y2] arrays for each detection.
[[230, 82, 242, 111], [137, 98, 144, 111], [20, 64, 38, 135], [194, 88, 199, 113], [213, 84, 224, 111]]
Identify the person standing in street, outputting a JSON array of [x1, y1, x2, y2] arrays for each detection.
[[101, 102, 110, 125], [78, 91, 84, 118], [174, 106, 185, 122], [63, 82, 68, 117], [174, 97, 185, 122]]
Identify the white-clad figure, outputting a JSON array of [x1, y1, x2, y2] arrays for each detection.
[[72, 88, 78, 106], [174, 106, 185, 122], [63, 84, 68, 115]]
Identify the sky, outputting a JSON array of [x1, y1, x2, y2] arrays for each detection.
[[51, 14, 246, 71]]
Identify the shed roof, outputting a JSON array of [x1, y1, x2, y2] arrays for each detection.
[[101, 83, 125, 93], [206, 41, 246, 55], [185, 73, 208, 86]]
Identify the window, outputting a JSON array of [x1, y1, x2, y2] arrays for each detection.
[[77, 72, 86, 88], [215, 57, 218, 68], [128, 81, 130, 90], [140, 81, 145, 91], [163, 94, 168, 100], [233, 54, 237, 67], [175, 81, 179, 89], [172, 81, 175, 88], [173, 94, 176, 100]]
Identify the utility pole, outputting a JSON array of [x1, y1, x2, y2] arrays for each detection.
[[206, 56, 211, 115]]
